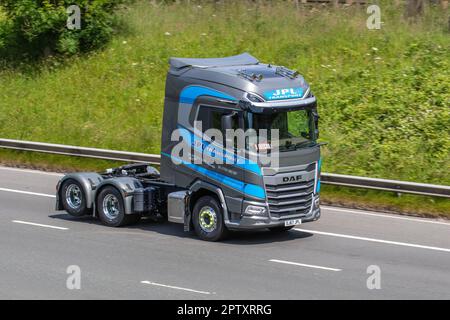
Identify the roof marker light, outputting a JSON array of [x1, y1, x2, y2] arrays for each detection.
[[238, 69, 263, 82]]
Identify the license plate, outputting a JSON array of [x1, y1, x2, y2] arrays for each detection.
[[284, 219, 302, 227]]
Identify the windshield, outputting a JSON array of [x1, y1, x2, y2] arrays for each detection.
[[246, 109, 316, 151]]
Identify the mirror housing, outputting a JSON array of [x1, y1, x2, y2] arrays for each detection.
[[221, 112, 235, 131], [222, 112, 237, 148], [312, 108, 320, 139]]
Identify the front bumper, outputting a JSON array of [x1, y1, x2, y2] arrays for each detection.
[[225, 197, 321, 230]]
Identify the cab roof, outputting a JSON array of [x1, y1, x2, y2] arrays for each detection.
[[169, 52, 259, 70], [168, 53, 311, 104]]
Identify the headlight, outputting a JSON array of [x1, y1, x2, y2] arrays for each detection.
[[245, 92, 265, 103], [245, 205, 267, 215]]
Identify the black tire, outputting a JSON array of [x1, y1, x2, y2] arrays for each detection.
[[268, 225, 295, 233], [192, 196, 228, 241], [61, 179, 90, 217], [96, 186, 140, 227]]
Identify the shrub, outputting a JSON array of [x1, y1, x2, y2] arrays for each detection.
[[0, 0, 124, 59]]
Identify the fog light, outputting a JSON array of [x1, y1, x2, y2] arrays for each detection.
[[245, 205, 267, 215], [314, 197, 320, 208]]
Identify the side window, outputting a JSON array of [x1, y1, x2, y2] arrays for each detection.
[[196, 106, 212, 130], [196, 106, 232, 131], [195, 106, 240, 146], [211, 111, 222, 130]]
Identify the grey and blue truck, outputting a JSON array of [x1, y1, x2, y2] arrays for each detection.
[[55, 53, 322, 241]]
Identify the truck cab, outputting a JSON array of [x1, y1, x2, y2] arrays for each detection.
[[56, 53, 321, 241]]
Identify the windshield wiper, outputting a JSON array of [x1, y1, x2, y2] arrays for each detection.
[[294, 141, 317, 149], [279, 144, 296, 151], [278, 140, 321, 151]]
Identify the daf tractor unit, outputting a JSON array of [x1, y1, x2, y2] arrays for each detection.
[[55, 53, 322, 241]]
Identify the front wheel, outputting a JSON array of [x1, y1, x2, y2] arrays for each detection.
[[192, 196, 228, 241], [96, 186, 140, 227]]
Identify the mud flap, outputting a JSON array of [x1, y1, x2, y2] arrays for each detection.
[[167, 190, 191, 230], [184, 191, 192, 232]]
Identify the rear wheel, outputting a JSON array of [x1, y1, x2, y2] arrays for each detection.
[[192, 196, 228, 241], [268, 225, 294, 233], [96, 186, 140, 227], [61, 179, 90, 217]]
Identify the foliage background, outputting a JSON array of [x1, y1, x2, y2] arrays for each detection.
[[0, 0, 124, 58]]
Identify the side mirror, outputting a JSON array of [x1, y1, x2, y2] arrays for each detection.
[[222, 112, 236, 148], [221, 112, 235, 131], [312, 109, 320, 139]]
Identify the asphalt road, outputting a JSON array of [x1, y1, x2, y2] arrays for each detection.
[[0, 165, 449, 299]]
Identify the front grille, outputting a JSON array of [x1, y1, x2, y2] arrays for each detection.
[[264, 169, 315, 219]]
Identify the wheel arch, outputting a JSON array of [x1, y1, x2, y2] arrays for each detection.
[[56, 173, 103, 211], [94, 177, 143, 215], [189, 180, 229, 223]]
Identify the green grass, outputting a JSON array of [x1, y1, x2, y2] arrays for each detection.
[[321, 185, 450, 219], [0, 1, 449, 216]]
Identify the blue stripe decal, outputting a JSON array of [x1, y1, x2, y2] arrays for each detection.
[[177, 126, 262, 176], [180, 86, 237, 104], [316, 158, 322, 193], [161, 152, 265, 199]]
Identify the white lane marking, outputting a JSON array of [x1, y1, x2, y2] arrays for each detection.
[[12, 220, 68, 230], [295, 228, 450, 253], [140, 281, 213, 295], [0, 187, 55, 198], [0, 166, 63, 176], [322, 206, 450, 226], [269, 259, 342, 272]]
